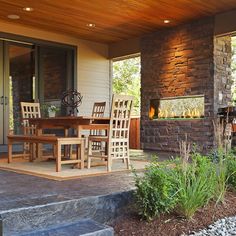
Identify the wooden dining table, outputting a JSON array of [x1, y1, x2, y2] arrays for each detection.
[[28, 116, 110, 158], [28, 116, 110, 136]]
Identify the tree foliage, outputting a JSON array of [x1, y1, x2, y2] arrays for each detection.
[[112, 57, 141, 115]]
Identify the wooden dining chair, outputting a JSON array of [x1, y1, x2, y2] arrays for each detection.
[[21, 102, 41, 134], [90, 102, 106, 151], [20, 102, 55, 158], [92, 102, 106, 118], [87, 95, 133, 171], [20, 102, 41, 157]]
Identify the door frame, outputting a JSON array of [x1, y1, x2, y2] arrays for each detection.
[[0, 33, 77, 145], [0, 32, 77, 96], [3, 40, 9, 144], [0, 41, 3, 144], [3, 41, 35, 144]]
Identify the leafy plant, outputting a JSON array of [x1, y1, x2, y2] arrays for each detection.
[[41, 104, 60, 117], [133, 162, 178, 220], [209, 148, 234, 202], [48, 105, 59, 113], [133, 146, 236, 221], [225, 150, 236, 189], [214, 149, 228, 204], [176, 153, 217, 219]]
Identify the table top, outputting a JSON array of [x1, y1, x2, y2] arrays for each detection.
[[27, 116, 110, 129], [28, 116, 110, 121], [25, 116, 110, 122]]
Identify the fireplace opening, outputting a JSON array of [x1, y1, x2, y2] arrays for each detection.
[[149, 95, 204, 120]]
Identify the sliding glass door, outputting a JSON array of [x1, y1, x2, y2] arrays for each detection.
[[0, 41, 35, 144], [0, 42, 4, 144], [0, 37, 75, 145]]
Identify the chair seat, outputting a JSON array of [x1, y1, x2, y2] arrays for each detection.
[[88, 135, 108, 142], [89, 153, 108, 159]]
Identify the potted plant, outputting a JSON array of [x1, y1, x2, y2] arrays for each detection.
[[48, 105, 59, 117]]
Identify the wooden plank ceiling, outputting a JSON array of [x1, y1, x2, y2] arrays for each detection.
[[0, 0, 236, 43]]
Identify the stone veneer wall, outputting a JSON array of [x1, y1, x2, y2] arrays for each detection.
[[43, 48, 67, 101], [214, 36, 232, 114], [141, 17, 219, 152]]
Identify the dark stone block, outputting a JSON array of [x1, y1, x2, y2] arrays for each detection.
[[20, 219, 114, 236], [1, 191, 133, 236], [140, 16, 231, 153]]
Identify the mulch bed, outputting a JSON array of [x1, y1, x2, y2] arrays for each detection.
[[110, 191, 236, 236]]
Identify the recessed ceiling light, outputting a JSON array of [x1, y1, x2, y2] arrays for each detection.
[[164, 19, 170, 24], [86, 23, 96, 28], [7, 14, 20, 20], [23, 7, 34, 12]]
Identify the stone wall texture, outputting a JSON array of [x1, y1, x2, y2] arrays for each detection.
[[214, 36, 232, 114], [42, 48, 67, 100], [141, 17, 218, 152]]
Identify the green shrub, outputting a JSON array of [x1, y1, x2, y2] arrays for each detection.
[[213, 149, 228, 203], [176, 153, 217, 219], [225, 151, 236, 189], [133, 162, 178, 220], [134, 149, 236, 221], [209, 149, 236, 199]]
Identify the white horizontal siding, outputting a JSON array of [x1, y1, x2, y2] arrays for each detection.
[[77, 41, 111, 116], [0, 21, 111, 117]]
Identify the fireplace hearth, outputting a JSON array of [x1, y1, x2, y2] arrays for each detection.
[[149, 95, 204, 120]]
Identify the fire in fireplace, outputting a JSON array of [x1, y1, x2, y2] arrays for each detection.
[[149, 95, 204, 120]]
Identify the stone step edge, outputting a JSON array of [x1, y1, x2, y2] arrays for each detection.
[[0, 189, 135, 215], [0, 190, 133, 235], [18, 218, 114, 236]]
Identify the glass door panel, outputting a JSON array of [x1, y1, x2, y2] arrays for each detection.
[[3, 42, 35, 143], [39, 46, 74, 116], [0, 41, 4, 144]]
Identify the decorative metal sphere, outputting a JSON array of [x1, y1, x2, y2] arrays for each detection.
[[61, 89, 83, 115]]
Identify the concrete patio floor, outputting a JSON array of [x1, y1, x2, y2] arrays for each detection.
[[0, 149, 174, 235], [0, 149, 175, 211], [0, 169, 137, 235], [0, 169, 135, 212]]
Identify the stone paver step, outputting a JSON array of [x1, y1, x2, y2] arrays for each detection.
[[19, 219, 114, 236], [1, 191, 132, 236]]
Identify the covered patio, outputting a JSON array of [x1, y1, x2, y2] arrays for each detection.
[[0, 169, 133, 235], [1, 0, 236, 235]]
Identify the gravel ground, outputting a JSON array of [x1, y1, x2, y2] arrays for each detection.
[[190, 216, 236, 236]]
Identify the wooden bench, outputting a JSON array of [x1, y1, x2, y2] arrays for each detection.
[[8, 135, 85, 172]]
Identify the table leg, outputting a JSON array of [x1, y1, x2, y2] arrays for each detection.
[[77, 126, 82, 138], [105, 128, 109, 155], [29, 143, 37, 162], [8, 140, 12, 163], [64, 128, 69, 158], [77, 125, 82, 157], [36, 128, 43, 159], [56, 142, 61, 172], [80, 140, 84, 169]]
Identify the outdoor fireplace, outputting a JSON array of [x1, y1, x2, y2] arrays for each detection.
[[141, 18, 232, 152], [149, 95, 204, 120]]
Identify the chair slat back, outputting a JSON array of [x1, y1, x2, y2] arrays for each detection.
[[109, 95, 133, 159], [21, 102, 41, 119], [20, 102, 41, 135], [92, 102, 106, 117], [91, 102, 106, 150]]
